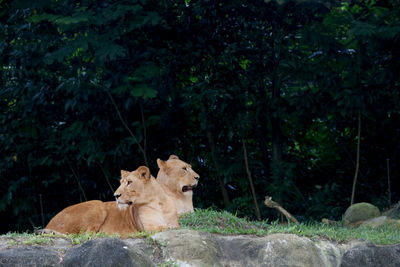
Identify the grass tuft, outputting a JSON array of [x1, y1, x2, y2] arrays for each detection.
[[179, 208, 400, 245], [179, 208, 268, 235]]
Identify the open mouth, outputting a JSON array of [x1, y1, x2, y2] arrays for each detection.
[[182, 184, 197, 192]]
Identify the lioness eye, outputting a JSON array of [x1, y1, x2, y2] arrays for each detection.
[[182, 167, 187, 171], [127, 181, 132, 185]]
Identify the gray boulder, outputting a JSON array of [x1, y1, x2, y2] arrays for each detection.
[[214, 235, 269, 266], [0, 246, 61, 267], [258, 233, 324, 267], [62, 237, 153, 267], [343, 202, 380, 227], [383, 201, 400, 219], [340, 242, 400, 267], [150, 229, 223, 267], [360, 216, 400, 228], [1, 230, 400, 267]]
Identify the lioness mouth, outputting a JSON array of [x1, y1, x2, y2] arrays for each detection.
[[118, 201, 133, 205], [182, 185, 196, 192]]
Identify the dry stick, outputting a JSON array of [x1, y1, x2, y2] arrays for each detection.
[[242, 139, 261, 220], [200, 103, 230, 207], [68, 163, 87, 202], [39, 194, 44, 227], [98, 163, 115, 193], [105, 90, 148, 166], [264, 196, 298, 223], [139, 102, 147, 161], [350, 112, 361, 205], [206, 128, 231, 207], [387, 158, 391, 207]]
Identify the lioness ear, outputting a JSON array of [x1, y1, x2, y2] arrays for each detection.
[[157, 158, 167, 169], [169, 155, 179, 160], [121, 170, 130, 178], [137, 166, 150, 180]]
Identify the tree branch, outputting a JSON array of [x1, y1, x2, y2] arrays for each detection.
[[105, 90, 148, 166], [350, 112, 361, 205], [264, 196, 298, 223], [242, 138, 261, 220]]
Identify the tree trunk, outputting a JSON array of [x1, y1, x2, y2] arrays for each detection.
[[271, 29, 283, 168], [271, 116, 282, 167], [206, 128, 231, 207], [350, 112, 361, 205], [242, 139, 262, 220]]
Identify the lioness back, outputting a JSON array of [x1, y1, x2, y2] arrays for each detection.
[[44, 200, 142, 236], [45, 200, 107, 234]]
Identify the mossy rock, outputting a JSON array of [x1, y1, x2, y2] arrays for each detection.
[[383, 201, 400, 219], [360, 216, 400, 229], [343, 202, 380, 227]]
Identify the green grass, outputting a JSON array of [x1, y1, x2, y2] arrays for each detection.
[[3, 209, 400, 245], [179, 208, 400, 245], [4, 232, 54, 246]]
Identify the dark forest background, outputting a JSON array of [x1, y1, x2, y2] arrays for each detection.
[[1, 0, 400, 233]]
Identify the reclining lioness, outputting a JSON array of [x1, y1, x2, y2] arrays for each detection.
[[42, 195, 143, 237], [156, 155, 200, 214], [115, 166, 179, 231]]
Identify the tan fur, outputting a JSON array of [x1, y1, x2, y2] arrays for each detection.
[[114, 166, 179, 231], [44, 200, 143, 237], [156, 155, 200, 214]]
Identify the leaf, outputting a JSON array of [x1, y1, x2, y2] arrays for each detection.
[[128, 63, 160, 82], [348, 21, 376, 38], [44, 37, 89, 64], [130, 84, 158, 99], [95, 43, 126, 61]]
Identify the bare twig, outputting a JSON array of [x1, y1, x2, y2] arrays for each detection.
[[140, 102, 147, 161], [98, 163, 115, 194], [242, 138, 261, 220], [206, 128, 230, 207], [105, 90, 148, 166], [264, 196, 298, 223], [322, 218, 338, 225], [200, 103, 230, 207], [350, 112, 361, 205], [387, 158, 391, 206], [68, 163, 87, 202], [39, 194, 44, 227]]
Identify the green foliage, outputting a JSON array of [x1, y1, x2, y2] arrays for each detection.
[[1, 0, 400, 233]]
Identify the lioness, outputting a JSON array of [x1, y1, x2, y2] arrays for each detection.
[[114, 166, 179, 231], [42, 198, 143, 237], [156, 155, 200, 214]]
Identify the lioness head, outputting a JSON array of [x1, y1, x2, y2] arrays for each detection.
[[156, 155, 200, 195], [114, 166, 152, 211]]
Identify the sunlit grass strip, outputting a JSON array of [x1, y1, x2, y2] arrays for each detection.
[[3, 209, 400, 245], [179, 208, 400, 245], [3, 230, 152, 246]]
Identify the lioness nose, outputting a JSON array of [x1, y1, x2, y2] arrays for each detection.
[[194, 176, 200, 181], [114, 194, 121, 199]]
